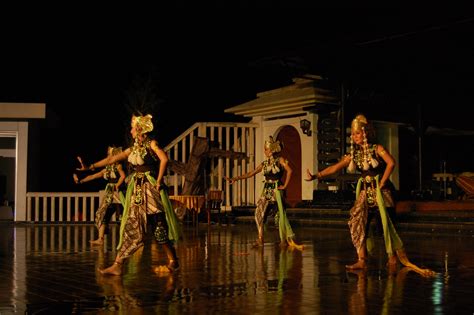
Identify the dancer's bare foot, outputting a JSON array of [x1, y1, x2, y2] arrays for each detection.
[[346, 268, 366, 276], [345, 258, 367, 270], [287, 239, 304, 251], [252, 237, 264, 248], [90, 238, 104, 245], [154, 265, 171, 274], [99, 261, 122, 276], [167, 260, 179, 272], [395, 248, 436, 277], [154, 259, 180, 274]]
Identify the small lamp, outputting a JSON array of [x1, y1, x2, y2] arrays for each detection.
[[300, 119, 312, 136]]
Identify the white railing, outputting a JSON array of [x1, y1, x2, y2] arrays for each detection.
[[24, 122, 258, 223], [26, 192, 110, 223], [164, 122, 259, 210]]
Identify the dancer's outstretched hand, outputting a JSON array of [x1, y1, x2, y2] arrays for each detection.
[[224, 176, 236, 184], [73, 173, 80, 184], [305, 169, 316, 181], [76, 156, 88, 171]]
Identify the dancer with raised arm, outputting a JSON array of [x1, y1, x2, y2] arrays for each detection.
[[306, 114, 434, 276], [226, 136, 303, 250], [74, 146, 126, 245], [77, 113, 181, 275]]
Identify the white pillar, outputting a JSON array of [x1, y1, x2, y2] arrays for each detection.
[[16, 122, 28, 221]]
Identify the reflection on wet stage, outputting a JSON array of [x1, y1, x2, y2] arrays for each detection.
[[0, 223, 473, 314]]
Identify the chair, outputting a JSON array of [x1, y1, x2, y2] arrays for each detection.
[[456, 174, 474, 200], [206, 190, 223, 225]]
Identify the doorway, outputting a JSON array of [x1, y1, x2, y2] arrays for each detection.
[[0, 135, 16, 220], [276, 126, 301, 207]]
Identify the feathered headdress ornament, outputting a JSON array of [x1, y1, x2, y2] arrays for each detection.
[[131, 114, 154, 135], [264, 136, 282, 153]]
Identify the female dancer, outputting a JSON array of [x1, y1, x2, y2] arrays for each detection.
[[77, 113, 181, 275], [306, 114, 434, 276], [74, 146, 126, 245], [226, 136, 303, 250]]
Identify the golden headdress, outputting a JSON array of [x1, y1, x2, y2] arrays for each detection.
[[264, 136, 282, 153], [351, 114, 368, 133], [131, 114, 154, 134], [348, 113, 378, 173]]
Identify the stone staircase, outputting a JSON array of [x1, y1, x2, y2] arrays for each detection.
[[226, 203, 474, 236], [395, 210, 474, 235]]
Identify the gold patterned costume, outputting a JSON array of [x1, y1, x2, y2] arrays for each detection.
[[117, 136, 180, 267], [254, 137, 303, 250], [347, 145, 401, 257], [94, 163, 123, 234], [346, 115, 434, 276], [115, 114, 180, 273]]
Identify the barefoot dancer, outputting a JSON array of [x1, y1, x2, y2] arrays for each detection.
[[226, 136, 303, 250], [306, 114, 434, 276], [77, 114, 181, 275], [74, 147, 126, 245]]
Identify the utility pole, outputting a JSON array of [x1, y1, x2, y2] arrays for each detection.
[[417, 104, 423, 191]]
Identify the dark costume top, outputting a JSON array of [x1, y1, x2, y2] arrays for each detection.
[[255, 156, 301, 248], [104, 164, 120, 183], [263, 157, 284, 182], [117, 138, 180, 251], [354, 144, 394, 207], [261, 157, 285, 200], [129, 139, 159, 177]]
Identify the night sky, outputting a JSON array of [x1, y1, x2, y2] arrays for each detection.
[[1, 11, 474, 193]]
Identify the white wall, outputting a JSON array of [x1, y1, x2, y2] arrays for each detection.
[[373, 121, 400, 189], [0, 122, 28, 221]]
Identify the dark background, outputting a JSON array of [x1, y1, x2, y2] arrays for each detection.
[[1, 11, 473, 195]]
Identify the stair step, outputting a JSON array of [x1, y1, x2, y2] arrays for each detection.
[[233, 216, 348, 227], [229, 206, 474, 236], [231, 216, 474, 235], [396, 222, 474, 235], [397, 211, 474, 223]]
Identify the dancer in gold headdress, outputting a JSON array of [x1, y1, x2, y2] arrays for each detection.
[[306, 114, 434, 276], [77, 113, 181, 275], [74, 146, 126, 245], [226, 136, 303, 250]]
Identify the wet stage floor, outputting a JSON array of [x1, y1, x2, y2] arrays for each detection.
[[0, 222, 473, 314]]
